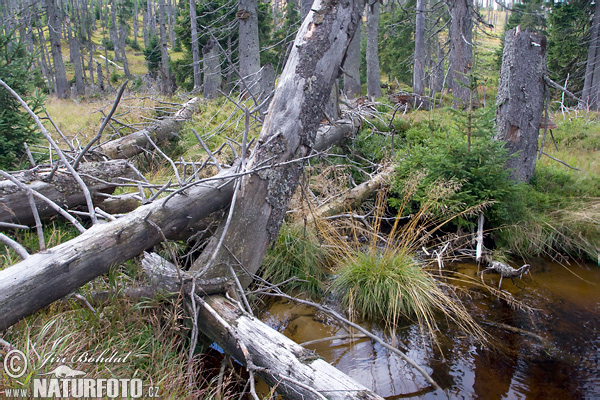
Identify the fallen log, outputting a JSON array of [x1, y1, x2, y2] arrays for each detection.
[[121, 253, 384, 399], [311, 165, 394, 220], [199, 295, 384, 399], [94, 97, 201, 159], [0, 160, 136, 226], [0, 118, 356, 331]]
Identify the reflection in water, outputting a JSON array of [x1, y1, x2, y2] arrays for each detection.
[[259, 261, 599, 399]]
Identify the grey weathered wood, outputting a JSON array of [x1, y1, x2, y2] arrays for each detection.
[[198, 295, 385, 399], [0, 117, 356, 331], [190, 0, 365, 287], [413, 0, 427, 96], [95, 97, 200, 159], [202, 38, 222, 100], [237, 0, 261, 97], [449, 0, 473, 108], [189, 0, 202, 91], [45, 0, 70, 99], [0, 160, 135, 226], [583, 1, 600, 109], [343, 25, 361, 98], [366, 0, 382, 99], [495, 28, 547, 182]]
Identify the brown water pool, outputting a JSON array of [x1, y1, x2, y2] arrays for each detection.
[[259, 260, 600, 399]]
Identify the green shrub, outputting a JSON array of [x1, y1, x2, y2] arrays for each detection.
[[0, 26, 44, 170]]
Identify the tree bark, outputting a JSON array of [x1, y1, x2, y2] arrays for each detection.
[[495, 28, 547, 182], [237, 0, 261, 97], [366, 0, 381, 99], [133, 0, 139, 46], [202, 38, 222, 100], [583, 1, 600, 109], [189, 0, 365, 287], [67, 15, 86, 96], [189, 0, 202, 91], [449, 0, 473, 109], [46, 0, 70, 99], [158, 0, 172, 94], [342, 25, 361, 98], [0, 161, 135, 226], [96, 97, 200, 159], [0, 119, 357, 331], [413, 0, 427, 96]]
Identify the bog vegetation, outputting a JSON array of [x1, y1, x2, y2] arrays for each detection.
[[0, 0, 599, 397]]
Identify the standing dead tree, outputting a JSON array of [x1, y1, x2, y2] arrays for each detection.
[[495, 27, 547, 182]]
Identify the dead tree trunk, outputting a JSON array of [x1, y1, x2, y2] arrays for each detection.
[[189, 0, 365, 287], [366, 0, 382, 99], [45, 0, 70, 99], [0, 118, 357, 331], [582, 1, 600, 109], [0, 160, 135, 226], [449, 0, 473, 108], [202, 38, 222, 100], [189, 0, 202, 91], [95, 97, 200, 159], [199, 295, 383, 399], [413, 0, 427, 96], [237, 0, 261, 97], [342, 26, 361, 99], [495, 28, 547, 182]]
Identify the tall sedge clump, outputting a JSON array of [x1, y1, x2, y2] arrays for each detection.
[[329, 184, 488, 348]]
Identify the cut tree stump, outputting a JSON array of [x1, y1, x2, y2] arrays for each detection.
[[0, 160, 136, 226]]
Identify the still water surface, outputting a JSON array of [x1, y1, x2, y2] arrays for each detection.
[[259, 261, 599, 399]]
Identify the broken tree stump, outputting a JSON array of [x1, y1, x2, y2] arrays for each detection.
[[495, 27, 547, 182]]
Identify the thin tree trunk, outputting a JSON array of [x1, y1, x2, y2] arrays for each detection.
[[300, 0, 311, 20], [343, 25, 361, 98], [413, 0, 427, 96], [583, 1, 600, 109], [110, 0, 121, 62], [189, 0, 201, 91], [202, 38, 222, 100], [366, 0, 381, 99], [495, 28, 547, 182], [67, 14, 86, 96], [167, 0, 174, 47], [46, 0, 70, 99], [133, 0, 139, 46], [449, 0, 473, 108], [190, 0, 366, 287], [237, 0, 261, 97], [143, 0, 148, 48], [158, 0, 171, 94]]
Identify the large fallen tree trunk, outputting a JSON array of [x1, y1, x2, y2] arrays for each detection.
[[190, 0, 366, 287], [94, 97, 200, 159], [0, 160, 136, 226], [0, 118, 355, 331]]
